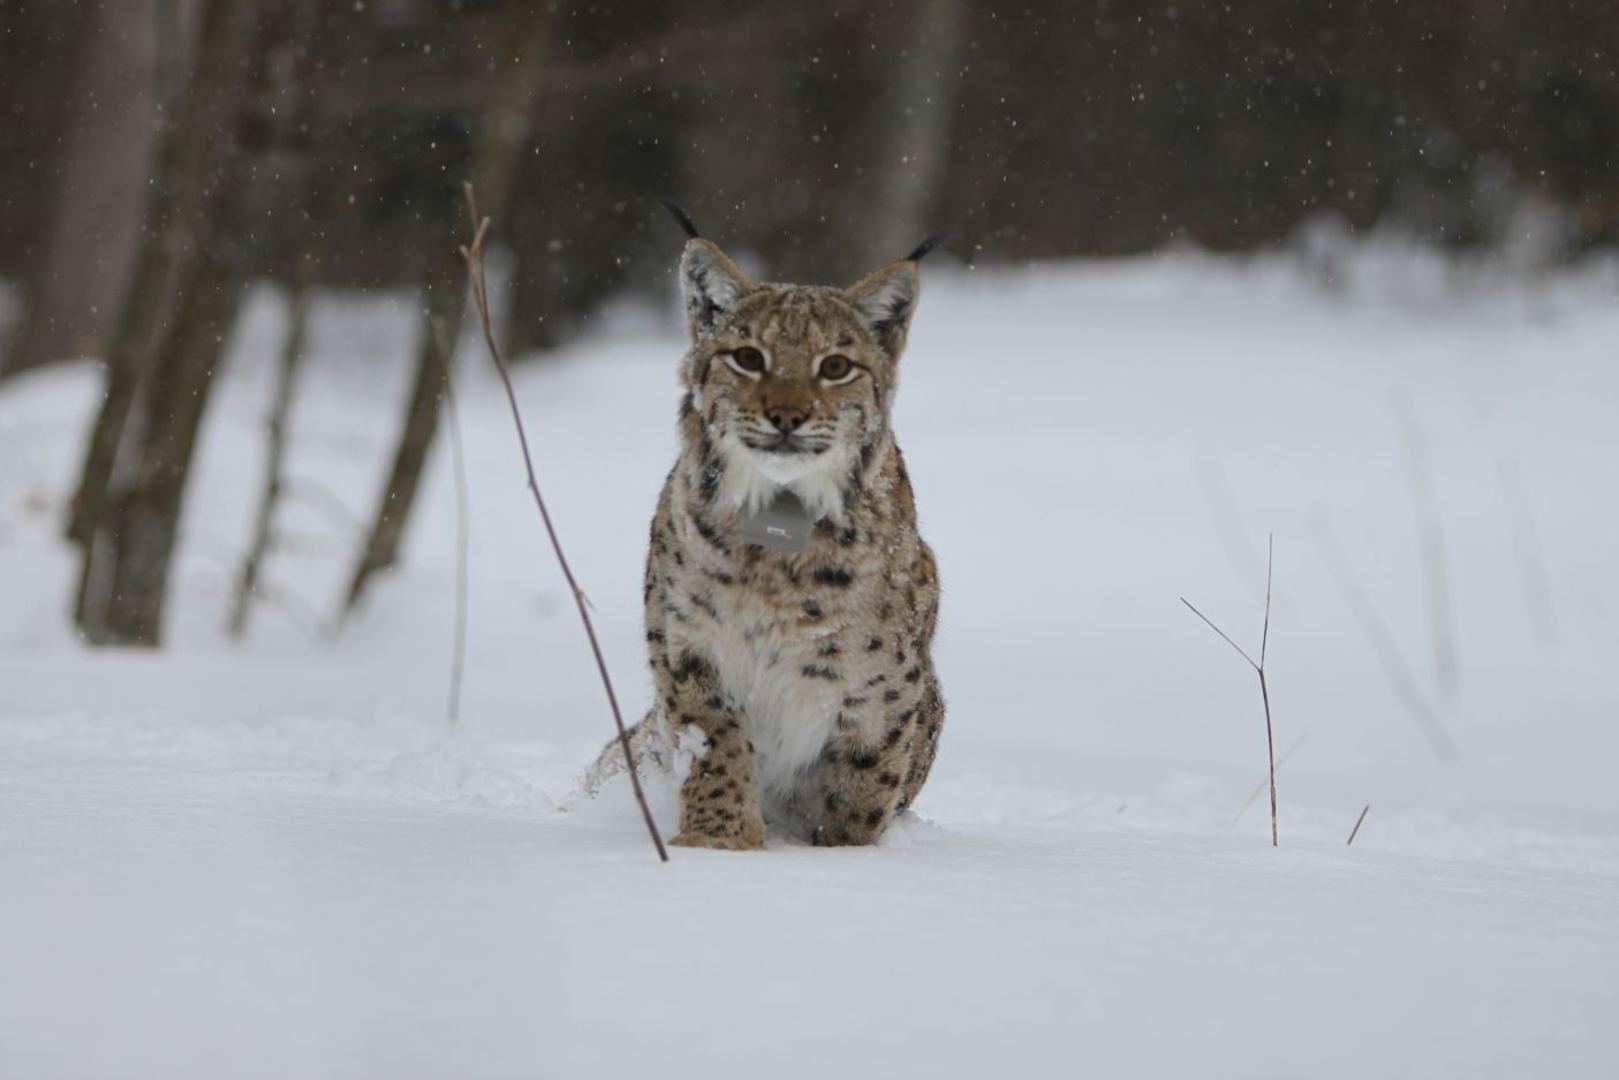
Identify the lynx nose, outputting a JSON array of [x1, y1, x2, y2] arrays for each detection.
[[765, 403, 808, 433]]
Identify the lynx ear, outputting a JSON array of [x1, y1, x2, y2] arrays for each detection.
[[680, 239, 754, 342], [845, 260, 921, 357]]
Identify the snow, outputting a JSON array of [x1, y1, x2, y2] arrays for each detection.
[[3, 243, 1618, 1077]]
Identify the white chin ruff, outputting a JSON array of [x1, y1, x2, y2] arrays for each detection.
[[715, 434, 852, 522]]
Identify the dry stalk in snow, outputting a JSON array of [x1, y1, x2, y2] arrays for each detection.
[[1183, 535, 1280, 847], [1347, 803, 1373, 846], [458, 183, 668, 863], [1231, 731, 1308, 828]]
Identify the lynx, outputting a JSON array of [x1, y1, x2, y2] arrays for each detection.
[[603, 216, 945, 851]]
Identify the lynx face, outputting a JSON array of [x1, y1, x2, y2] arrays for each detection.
[[677, 239, 921, 520]]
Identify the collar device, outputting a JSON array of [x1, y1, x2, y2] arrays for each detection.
[[739, 490, 813, 553]]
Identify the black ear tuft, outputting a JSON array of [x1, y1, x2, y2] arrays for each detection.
[[904, 236, 943, 263], [660, 199, 701, 239]]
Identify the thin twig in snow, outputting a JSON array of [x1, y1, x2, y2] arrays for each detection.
[[1260, 533, 1273, 666], [1182, 598, 1260, 671], [458, 182, 668, 862], [1183, 534, 1280, 847], [1230, 732, 1308, 828], [1346, 803, 1373, 846]]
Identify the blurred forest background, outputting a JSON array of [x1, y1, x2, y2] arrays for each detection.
[[1, 0, 1616, 646]]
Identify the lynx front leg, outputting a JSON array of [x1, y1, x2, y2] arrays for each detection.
[[898, 678, 945, 814], [810, 697, 922, 847], [812, 675, 945, 846], [659, 652, 766, 851]]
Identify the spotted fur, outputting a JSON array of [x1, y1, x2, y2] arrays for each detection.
[[607, 236, 945, 850]]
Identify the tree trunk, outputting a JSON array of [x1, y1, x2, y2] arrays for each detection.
[[341, 5, 552, 618], [225, 0, 326, 640], [90, 249, 247, 645], [66, 252, 163, 556], [75, 0, 287, 646], [227, 278, 312, 639], [65, 0, 228, 550]]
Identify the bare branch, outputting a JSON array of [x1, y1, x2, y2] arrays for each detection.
[[1256, 666, 1277, 847], [1180, 597, 1260, 673], [1346, 803, 1373, 846], [458, 182, 668, 863], [1182, 547, 1281, 847], [1231, 732, 1308, 827], [1260, 533, 1273, 668]]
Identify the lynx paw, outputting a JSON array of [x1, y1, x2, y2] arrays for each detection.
[[669, 830, 766, 852]]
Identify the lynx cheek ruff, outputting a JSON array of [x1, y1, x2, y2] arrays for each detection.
[[739, 489, 814, 553]]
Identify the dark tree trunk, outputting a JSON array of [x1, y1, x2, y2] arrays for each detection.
[[67, 271, 158, 555], [75, 0, 291, 646], [90, 249, 246, 645], [65, 0, 230, 551], [341, 4, 552, 618]]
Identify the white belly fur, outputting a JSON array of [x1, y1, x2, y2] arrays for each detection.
[[702, 616, 841, 806]]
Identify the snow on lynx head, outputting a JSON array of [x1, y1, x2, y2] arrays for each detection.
[[674, 235, 926, 521]]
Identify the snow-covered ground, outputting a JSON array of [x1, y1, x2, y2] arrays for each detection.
[[3, 244, 1617, 1077]]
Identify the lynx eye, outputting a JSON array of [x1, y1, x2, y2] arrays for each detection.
[[727, 346, 767, 375], [818, 354, 855, 383]]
